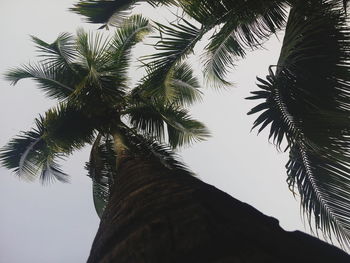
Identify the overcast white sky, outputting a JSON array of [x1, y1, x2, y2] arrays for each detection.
[[0, 1, 315, 262]]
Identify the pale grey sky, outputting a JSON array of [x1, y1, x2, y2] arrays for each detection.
[[0, 1, 313, 262]]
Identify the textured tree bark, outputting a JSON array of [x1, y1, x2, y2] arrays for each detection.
[[87, 155, 350, 263]]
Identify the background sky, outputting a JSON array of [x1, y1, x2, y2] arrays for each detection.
[[0, 1, 316, 262]]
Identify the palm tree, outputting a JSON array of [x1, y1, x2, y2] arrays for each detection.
[[2, 1, 350, 262], [71, 0, 350, 251], [0, 14, 208, 218]]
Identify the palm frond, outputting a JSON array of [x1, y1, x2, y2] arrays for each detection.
[[168, 62, 202, 106], [76, 28, 112, 81], [5, 63, 75, 100], [71, 29, 127, 106], [70, 0, 139, 28], [248, 1, 350, 247], [43, 102, 96, 152], [70, 0, 174, 27], [126, 100, 209, 148], [144, 18, 204, 69], [86, 134, 116, 218], [135, 62, 202, 106], [125, 102, 166, 141], [137, 18, 205, 104], [161, 105, 210, 148], [107, 14, 151, 87], [72, 19, 151, 105], [0, 117, 68, 184], [31, 33, 77, 70], [0, 103, 96, 184], [202, 0, 287, 88], [120, 124, 194, 175]]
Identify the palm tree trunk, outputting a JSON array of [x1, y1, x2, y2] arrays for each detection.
[[87, 153, 350, 263]]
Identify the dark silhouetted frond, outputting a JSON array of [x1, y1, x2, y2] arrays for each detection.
[[86, 134, 116, 217], [248, 1, 350, 247], [71, 0, 174, 27]]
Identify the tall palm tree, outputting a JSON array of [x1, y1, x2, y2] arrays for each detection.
[[0, 14, 209, 218], [71, 0, 350, 250]]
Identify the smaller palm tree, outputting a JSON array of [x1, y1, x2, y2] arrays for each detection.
[[0, 14, 209, 217]]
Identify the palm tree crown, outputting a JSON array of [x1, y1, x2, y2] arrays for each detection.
[[0, 14, 209, 217]]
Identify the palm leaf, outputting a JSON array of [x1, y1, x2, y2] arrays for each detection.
[[203, 0, 287, 88], [138, 18, 205, 104], [126, 102, 165, 141], [0, 103, 96, 184], [31, 33, 77, 70], [5, 63, 75, 100], [126, 101, 210, 148], [248, 0, 350, 247], [0, 117, 68, 184], [135, 62, 202, 106], [70, 0, 174, 27], [86, 134, 116, 218], [144, 18, 204, 69], [71, 0, 139, 27], [72, 17, 151, 106], [120, 124, 194, 175], [43, 102, 96, 152], [161, 105, 210, 148], [106, 14, 152, 88]]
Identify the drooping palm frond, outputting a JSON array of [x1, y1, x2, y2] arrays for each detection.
[[248, 0, 350, 247], [5, 63, 76, 100], [163, 105, 209, 148], [70, 0, 174, 28], [126, 102, 165, 141], [137, 18, 205, 105], [71, 0, 139, 28], [126, 101, 210, 148], [0, 117, 68, 184], [120, 124, 194, 175], [202, 0, 287, 88], [43, 103, 96, 152], [167, 62, 202, 106], [135, 61, 202, 106], [144, 18, 204, 69], [86, 134, 116, 218], [0, 103, 96, 184]]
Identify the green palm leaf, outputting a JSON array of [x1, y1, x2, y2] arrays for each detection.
[[248, 0, 350, 247], [136, 62, 202, 105], [71, 16, 151, 106], [0, 117, 68, 184], [138, 18, 205, 105], [126, 102, 165, 141], [126, 101, 210, 148], [0, 103, 96, 184], [5, 63, 75, 100], [31, 33, 77, 70], [107, 14, 152, 87], [203, 0, 287, 88], [161, 105, 210, 148]]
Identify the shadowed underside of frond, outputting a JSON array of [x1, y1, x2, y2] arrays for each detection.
[[248, 0, 350, 247]]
